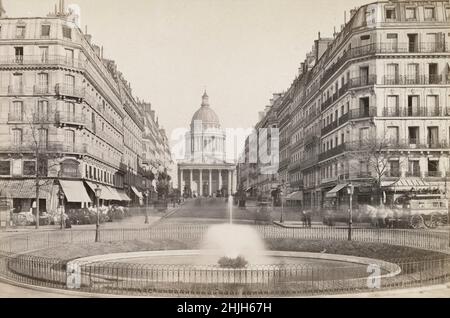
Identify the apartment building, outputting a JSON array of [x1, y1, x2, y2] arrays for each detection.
[[240, 0, 450, 211], [0, 3, 172, 215]]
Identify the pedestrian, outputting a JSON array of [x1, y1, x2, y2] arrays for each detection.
[[306, 211, 312, 228], [301, 210, 307, 227]]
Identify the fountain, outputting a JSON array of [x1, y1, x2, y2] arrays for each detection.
[[67, 196, 401, 294]]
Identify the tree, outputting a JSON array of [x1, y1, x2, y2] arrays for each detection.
[[27, 111, 60, 229], [346, 136, 403, 207]]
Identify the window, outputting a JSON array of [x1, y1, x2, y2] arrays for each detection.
[[38, 128, 48, 150], [427, 127, 439, 147], [389, 161, 400, 177], [23, 161, 36, 176], [37, 100, 48, 121], [360, 35, 370, 41], [62, 26, 72, 39], [386, 63, 399, 84], [408, 127, 419, 145], [385, 8, 396, 20], [65, 74, 75, 91], [424, 7, 435, 21], [407, 63, 419, 84], [408, 160, 420, 177], [408, 96, 420, 116], [41, 25, 50, 37], [65, 130, 75, 152], [359, 128, 369, 145], [12, 129, 22, 146], [387, 96, 399, 116], [65, 48, 74, 66], [386, 33, 398, 52], [38, 73, 49, 93], [14, 47, 23, 64], [446, 7, 450, 20], [426, 95, 439, 116], [11, 101, 23, 121], [39, 47, 49, 63], [405, 8, 416, 21], [427, 160, 439, 177], [0, 161, 10, 176], [387, 126, 399, 144], [16, 25, 25, 38], [13, 73, 23, 92]]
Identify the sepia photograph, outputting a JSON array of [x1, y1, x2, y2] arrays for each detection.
[[0, 0, 449, 306]]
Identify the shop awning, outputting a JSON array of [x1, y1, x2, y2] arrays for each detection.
[[0, 179, 53, 199], [107, 187, 126, 201], [59, 180, 91, 203], [326, 184, 348, 198], [131, 186, 143, 199], [85, 182, 115, 201], [117, 190, 131, 202], [286, 191, 303, 201], [381, 178, 431, 191]]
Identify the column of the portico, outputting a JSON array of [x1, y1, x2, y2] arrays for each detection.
[[219, 170, 223, 193], [190, 169, 193, 196], [199, 169, 203, 197], [209, 169, 212, 197]]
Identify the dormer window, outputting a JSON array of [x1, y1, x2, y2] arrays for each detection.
[[41, 25, 50, 38], [62, 26, 72, 39], [385, 8, 396, 21]]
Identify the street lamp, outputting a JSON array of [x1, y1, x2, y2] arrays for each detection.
[[94, 185, 102, 243], [145, 189, 150, 224], [347, 183, 354, 241], [59, 188, 65, 230]]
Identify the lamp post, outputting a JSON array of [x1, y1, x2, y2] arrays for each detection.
[[347, 183, 354, 241], [59, 188, 65, 230], [145, 189, 149, 224], [94, 185, 102, 243]]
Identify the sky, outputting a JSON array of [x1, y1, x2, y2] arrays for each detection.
[[3, 0, 370, 156]]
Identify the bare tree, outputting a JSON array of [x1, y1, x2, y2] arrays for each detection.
[[26, 111, 59, 229], [346, 136, 404, 207]]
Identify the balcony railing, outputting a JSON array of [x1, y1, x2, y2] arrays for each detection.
[[7, 113, 24, 123], [349, 107, 377, 120], [320, 41, 449, 87], [424, 171, 442, 178], [55, 111, 86, 127], [321, 120, 338, 135], [33, 85, 52, 95], [300, 154, 319, 169], [55, 84, 85, 100], [349, 75, 377, 89], [0, 142, 87, 154], [382, 75, 449, 85], [318, 143, 347, 162], [406, 171, 421, 178], [0, 55, 85, 69], [382, 107, 442, 117], [8, 85, 24, 95]]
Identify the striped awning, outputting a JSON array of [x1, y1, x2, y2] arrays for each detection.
[[0, 179, 53, 199], [117, 190, 132, 202], [59, 180, 91, 203], [381, 178, 431, 190], [131, 186, 143, 199], [85, 182, 115, 201], [326, 184, 348, 198], [286, 191, 303, 201], [107, 187, 127, 201]]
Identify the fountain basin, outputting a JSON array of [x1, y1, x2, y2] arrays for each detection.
[[68, 250, 400, 285]]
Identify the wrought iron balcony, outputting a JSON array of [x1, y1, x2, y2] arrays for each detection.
[[0, 55, 85, 69], [7, 113, 24, 123], [318, 143, 347, 162], [55, 84, 85, 101], [55, 111, 86, 128], [321, 120, 338, 136], [349, 75, 377, 89], [382, 75, 449, 85], [424, 171, 442, 178], [33, 85, 53, 95], [8, 85, 24, 95], [349, 107, 377, 120], [382, 107, 442, 117]]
